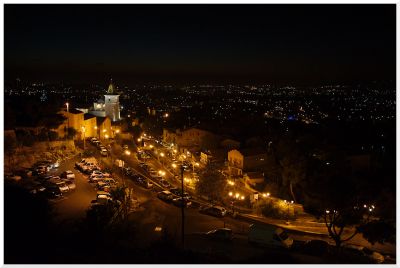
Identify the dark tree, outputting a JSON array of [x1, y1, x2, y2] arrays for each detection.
[[196, 163, 226, 201]]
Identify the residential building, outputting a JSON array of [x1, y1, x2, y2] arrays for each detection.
[[227, 148, 268, 176]]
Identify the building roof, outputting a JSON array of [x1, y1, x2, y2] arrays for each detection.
[[240, 147, 268, 157], [96, 117, 108, 126], [245, 171, 264, 179], [84, 113, 96, 120], [68, 108, 84, 114], [106, 79, 119, 95]]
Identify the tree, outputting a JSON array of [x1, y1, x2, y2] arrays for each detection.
[[66, 127, 78, 140], [273, 138, 308, 203], [48, 131, 59, 141], [195, 164, 226, 202], [302, 156, 394, 248], [15, 129, 35, 147], [4, 134, 17, 171]]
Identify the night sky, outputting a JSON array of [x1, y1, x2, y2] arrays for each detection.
[[5, 4, 396, 85]]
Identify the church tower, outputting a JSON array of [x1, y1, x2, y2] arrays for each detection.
[[104, 79, 121, 122]]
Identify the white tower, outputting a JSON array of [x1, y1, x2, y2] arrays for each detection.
[[104, 79, 121, 122]]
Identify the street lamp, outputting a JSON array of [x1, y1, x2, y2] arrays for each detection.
[[125, 150, 131, 156], [284, 200, 294, 224], [65, 102, 70, 141], [180, 164, 185, 249], [192, 161, 199, 174], [81, 126, 86, 150], [160, 152, 165, 165]]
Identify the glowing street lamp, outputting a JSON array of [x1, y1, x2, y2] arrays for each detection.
[[65, 102, 70, 141], [81, 126, 86, 149], [172, 163, 177, 168], [125, 150, 131, 156], [229, 192, 233, 197]]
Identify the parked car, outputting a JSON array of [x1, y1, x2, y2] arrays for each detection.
[[55, 181, 70, 193], [342, 244, 385, 264], [102, 178, 117, 186], [35, 165, 48, 174], [159, 179, 171, 188], [170, 188, 191, 199], [172, 197, 192, 208], [199, 205, 227, 217], [100, 148, 108, 156], [61, 170, 75, 180], [65, 180, 76, 191], [42, 186, 62, 198], [90, 171, 110, 179], [96, 181, 111, 191], [205, 228, 233, 241], [157, 191, 174, 202], [301, 240, 330, 256], [89, 175, 109, 183], [248, 224, 294, 249]]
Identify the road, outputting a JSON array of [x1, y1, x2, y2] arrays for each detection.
[[47, 140, 395, 262]]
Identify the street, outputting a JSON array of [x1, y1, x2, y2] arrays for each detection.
[[47, 139, 395, 262]]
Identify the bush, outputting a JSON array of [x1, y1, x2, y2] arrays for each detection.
[[256, 199, 295, 220]]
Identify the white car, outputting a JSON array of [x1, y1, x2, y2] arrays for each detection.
[[100, 149, 108, 156], [90, 175, 108, 183], [65, 180, 76, 191], [90, 172, 110, 179], [61, 170, 75, 180], [55, 181, 69, 193]]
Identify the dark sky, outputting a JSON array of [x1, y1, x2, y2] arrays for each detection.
[[4, 4, 396, 85]]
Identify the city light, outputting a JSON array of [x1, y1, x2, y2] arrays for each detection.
[[105, 134, 109, 139], [160, 152, 165, 157], [103, 129, 107, 133], [137, 138, 142, 142], [229, 192, 233, 196], [115, 129, 120, 134], [125, 150, 131, 155], [172, 163, 177, 168]]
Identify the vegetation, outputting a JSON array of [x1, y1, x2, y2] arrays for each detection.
[[196, 163, 227, 202]]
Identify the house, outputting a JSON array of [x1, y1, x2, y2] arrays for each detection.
[[97, 117, 112, 140], [227, 148, 268, 176], [163, 127, 221, 150], [220, 138, 241, 150], [83, 114, 97, 138], [244, 172, 265, 187]]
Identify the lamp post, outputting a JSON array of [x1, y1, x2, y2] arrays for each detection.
[[81, 126, 86, 150], [65, 102, 69, 141], [180, 164, 185, 249], [284, 200, 294, 225], [160, 152, 165, 166], [102, 129, 107, 140]]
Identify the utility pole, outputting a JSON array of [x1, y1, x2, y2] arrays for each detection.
[[180, 164, 185, 250]]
